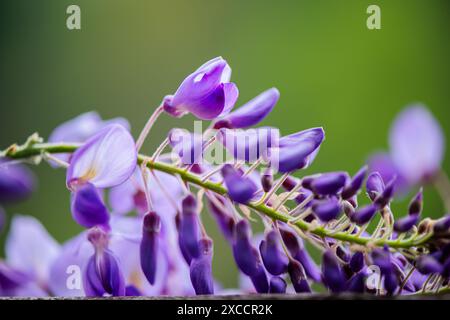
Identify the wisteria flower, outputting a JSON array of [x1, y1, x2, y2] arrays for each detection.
[[0, 161, 36, 203], [163, 57, 239, 120]]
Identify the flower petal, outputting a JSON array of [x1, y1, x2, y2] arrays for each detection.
[[71, 183, 110, 229], [66, 124, 137, 189], [389, 105, 445, 184]]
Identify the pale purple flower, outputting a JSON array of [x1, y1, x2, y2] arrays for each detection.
[[0, 161, 36, 203], [390, 105, 445, 185], [49, 111, 130, 164], [163, 57, 238, 120], [66, 124, 137, 190], [5, 215, 60, 289], [213, 88, 280, 129]]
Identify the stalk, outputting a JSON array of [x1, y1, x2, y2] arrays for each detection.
[[1, 141, 435, 250]]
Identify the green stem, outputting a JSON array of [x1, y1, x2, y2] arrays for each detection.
[[1, 141, 434, 249]]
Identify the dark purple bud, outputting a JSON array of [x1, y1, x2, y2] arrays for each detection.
[[0, 161, 35, 203], [349, 252, 365, 273], [221, 164, 257, 204], [374, 178, 395, 208], [393, 215, 419, 233], [70, 182, 110, 229], [408, 188, 423, 216], [416, 255, 443, 275], [206, 196, 235, 242], [350, 204, 378, 225], [384, 271, 399, 295], [250, 267, 269, 293], [190, 237, 214, 295], [125, 285, 142, 296], [261, 168, 273, 193], [370, 248, 393, 274], [341, 166, 368, 200], [232, 220, 262, 276], [312, 198, 341, 222], [336, 246, 351, 263], [282, 176, 299, 191], [269, 276, 287, 294], [288, 259, 311, 293], [279, 228, 321, 282], [179, 195, 201, 259], [310, 172, 348, 196], [366, 172, 385, 201], [322, 250, 346, 293], [260, 230, 288, 275], [433, 215, 450, 234], [140, 211, 160, 285], [346, 271, 366, 293]]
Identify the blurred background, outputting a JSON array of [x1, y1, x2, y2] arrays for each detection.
[[0, 0, 449, 288]]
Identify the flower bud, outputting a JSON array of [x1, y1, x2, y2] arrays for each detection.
[[341, 166, 368, 200], [408, 188, 423, 216], [310, 172, 348, 196], [393, 215, 419, 233], [312, 198, 341, 222], [221, 164, 257, 204], [349, 252, 365, 273], [261, 168, 273, 193], [71, 182, 110, 229], [433, 215, 450, 234], [350, 204, 378, 225], [179, 195, 201, 259], [260, 230, 288, 275], [140, 211, 161, 285], [288, 259, 311, 293], [416, 255, 443, 274], [374, 178, 395, 208], [269, 276, 287, 294], [346, 271, 366, 293], [249, 267, 269, 293], [366, 172, 385, 201], [190, 237, 214, 295], [322, 250, 346, 293], [232, 220, 262, 276]]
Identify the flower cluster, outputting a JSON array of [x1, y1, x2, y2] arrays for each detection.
[[1, 57, 449, 297]]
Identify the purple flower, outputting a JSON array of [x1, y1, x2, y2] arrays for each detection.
[[433, 215, 450, 234], [218, 127, 280, 163], [389, 105, 445, 185], [279, 228, 321, 282], [5, 215, 60, 287], [349, 252, 365, 274], [393, 215, 419, 233], [261, 168, 273, 193], [221, 164, 257, 204], [66, 124, 137, 190], [288, 259, 311, 293], [140, 211, 161, 285], [168, 129, 204, 165], [259, 230, 288, 275], [309, 172, 348, 196], [271, 127, 324, 173], [249, 267, 269, 293], [311, 198, 342, 222], [163, 57, 238, 120], [268, 276, 287, 294], [322, 250, 346, 293], [49, 111, 130, 165], [71, 183, 110, 229], [374, 177, 395, 208], [350, 204, 378, 225], [346, 271, 366, 293], [213, 88, 280, 129], [0, 262, 31, 295], [206, 195, 235, 242], [366, 172, 385, 201], [415, 255, 442, 275], [368, 153, 408, 194], [84, 228, 126, 297], [0, 161, 36, 203], [408, 188, 423, 216], [341, 166, 368, 200], [179, 195, 201, 259], [232, 220, 263, 277], [190, 237, 214, 295]]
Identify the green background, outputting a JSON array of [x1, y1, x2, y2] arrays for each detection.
[[1, 0, 449, 288]]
